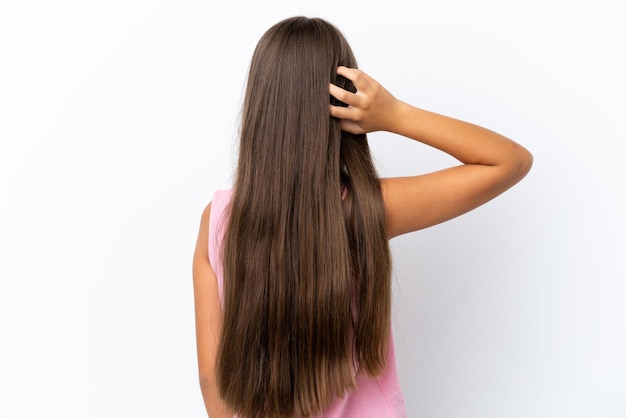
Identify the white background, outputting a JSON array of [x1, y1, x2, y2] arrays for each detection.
[[1, 0, 625, 417]]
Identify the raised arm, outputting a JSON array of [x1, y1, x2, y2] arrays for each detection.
[[329, 66, 533, 238]]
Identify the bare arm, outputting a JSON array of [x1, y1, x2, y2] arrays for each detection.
[[193, 202, 234, 418], [329, 66, 533, 238]]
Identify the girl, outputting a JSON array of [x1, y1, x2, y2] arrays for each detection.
[[193, 16, 532, 418]]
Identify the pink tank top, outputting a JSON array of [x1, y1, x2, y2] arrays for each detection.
[[208, 189, 406, 418]]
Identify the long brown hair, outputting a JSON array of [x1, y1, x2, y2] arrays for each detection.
[[217, 16, 391, 417]]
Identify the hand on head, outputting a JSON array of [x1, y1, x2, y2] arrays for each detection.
[[329, 66, 401, 135]]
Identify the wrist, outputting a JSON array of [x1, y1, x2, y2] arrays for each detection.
[[386, 100, 421, 136]]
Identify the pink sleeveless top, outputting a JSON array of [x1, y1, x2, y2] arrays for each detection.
[[208, 189, 406, 418]]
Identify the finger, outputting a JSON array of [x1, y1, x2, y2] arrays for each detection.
[[336, 66, 371, 91], [329, 83, 361, 107], [329, 103, 353, 120]]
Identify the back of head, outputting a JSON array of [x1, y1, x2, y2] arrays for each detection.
[[237, 16, 358, 197], [218, 16, 391, 418]]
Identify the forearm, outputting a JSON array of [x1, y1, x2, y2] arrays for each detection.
[[389, 101, 532, 171]]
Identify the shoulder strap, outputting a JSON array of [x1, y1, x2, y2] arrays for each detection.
[[208, 189, 233, 306]]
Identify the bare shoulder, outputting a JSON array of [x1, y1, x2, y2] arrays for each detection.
[[194, 202, 213, 260], [202, 201, 212, 222]]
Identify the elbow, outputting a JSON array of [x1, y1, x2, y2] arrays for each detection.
[[199, 373, 234, 418], [199, 374, 221, 408], [518, 146, 534, 180], [199, 372, 217, 394], [508, 142, 533, 184]]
